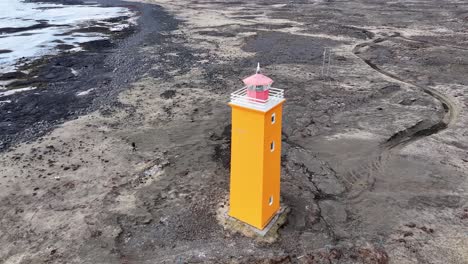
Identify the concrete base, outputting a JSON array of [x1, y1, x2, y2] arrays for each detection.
[[216, 199, 290, 243], [245, 207, 287, 237]]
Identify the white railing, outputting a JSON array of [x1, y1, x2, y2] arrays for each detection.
[[230, 87, 284, 112]]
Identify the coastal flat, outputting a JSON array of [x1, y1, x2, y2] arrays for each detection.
[[0, 0, 467, 263]]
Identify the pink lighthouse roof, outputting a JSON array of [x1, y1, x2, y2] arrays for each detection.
[[242, 63, 274, 86], [243, 73, 273, 86]]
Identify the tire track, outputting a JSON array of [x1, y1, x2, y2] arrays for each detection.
[[353, 33, 458, 147], [343, 32, 459, 199]]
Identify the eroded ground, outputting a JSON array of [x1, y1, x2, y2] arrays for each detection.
[[1, 0, 468, 263]]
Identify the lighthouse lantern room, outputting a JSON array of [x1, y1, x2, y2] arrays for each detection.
[[243, 64, 273, 101], [228, 64, 285, 230]]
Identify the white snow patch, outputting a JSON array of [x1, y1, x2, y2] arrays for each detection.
[[272, 4, 287, 8], [71, 68, 79, 76], [0, 80, 14, 90], [0, 87, 37, 97], [76, 88, 94, 96]]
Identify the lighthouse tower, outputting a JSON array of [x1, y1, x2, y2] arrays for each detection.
[[228, 64, 285, 230]]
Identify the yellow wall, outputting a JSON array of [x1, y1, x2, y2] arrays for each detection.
[[228, 102, 283, 229], [261, 104, 282, 227]]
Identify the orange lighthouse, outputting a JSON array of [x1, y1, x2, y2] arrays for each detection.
[[228, 64, 285, 230]]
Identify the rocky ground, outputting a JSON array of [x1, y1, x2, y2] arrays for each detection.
[[1, 0, 468, 263]]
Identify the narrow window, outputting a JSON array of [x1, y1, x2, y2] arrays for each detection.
[[269, 196, 273, 206], [271, 113, 276, 124], [270, 141, 275, 152]]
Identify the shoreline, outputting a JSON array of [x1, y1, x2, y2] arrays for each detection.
[[0, 0, 182, 152]]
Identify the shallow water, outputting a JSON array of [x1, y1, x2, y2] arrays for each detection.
[[0, 0, 135, 74]]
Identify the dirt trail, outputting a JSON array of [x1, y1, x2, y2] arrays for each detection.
[[354, 33, 459, 148], [344, 33, 461, 199]]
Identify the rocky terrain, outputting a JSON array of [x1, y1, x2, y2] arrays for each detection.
[[0, 0, 467, 263]]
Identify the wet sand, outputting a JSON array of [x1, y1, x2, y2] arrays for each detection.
[[1, 0, 467, 263]]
